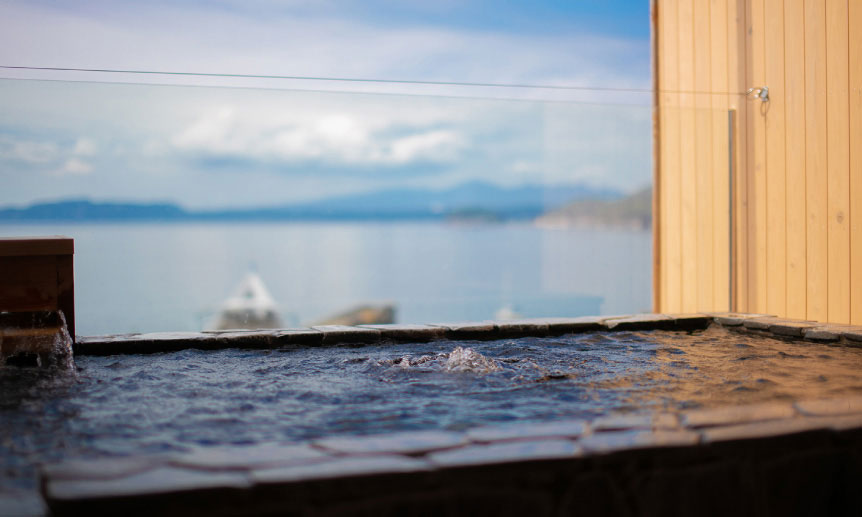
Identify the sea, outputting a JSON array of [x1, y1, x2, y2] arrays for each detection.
[[0, 222, 651, 336]]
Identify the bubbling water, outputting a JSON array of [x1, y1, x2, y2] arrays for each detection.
[[377, 346, 501, 373]]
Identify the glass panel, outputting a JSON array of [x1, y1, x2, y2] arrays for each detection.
[[0, 78, 654, 335]]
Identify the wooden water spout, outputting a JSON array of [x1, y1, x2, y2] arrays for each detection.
[[0, 237, 75, 364]]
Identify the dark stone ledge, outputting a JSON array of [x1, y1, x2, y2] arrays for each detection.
[[466, 419, 588, 443], [314, 430, 468, 456], [681, 402, 797, 428], [72, 313, 862, 355], [40, 398, 862, 517], [357, 323, 447, 342], [428, 321, 500, 340], [311, 325, 381, 344]]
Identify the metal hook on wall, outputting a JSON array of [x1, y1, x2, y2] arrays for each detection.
[[746, 86, 769, 102]]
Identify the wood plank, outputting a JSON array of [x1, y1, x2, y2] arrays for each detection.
[[728, 0, 748, 312], [652, 0, 662, 312], [784, 0, 806, 319], [850, 0, 862, 324], [0, 256, 59, 312], [0, 237, 74, 257], [748, 0, 768, 314], [805, 0, 828, 322], [764, 0, 787, 317], [826, 0, 850, 323], [711, 0, 730, 311], [694, 0, 714, 311], [678, 0, 699, 312], [659, 0, 683, 313]]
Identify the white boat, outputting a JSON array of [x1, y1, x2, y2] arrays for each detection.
[[210, 272, 283, 330]]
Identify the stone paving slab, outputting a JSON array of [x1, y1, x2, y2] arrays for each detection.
[[43, 456, 164, 481], [169, 443, 330, 471], [427, 439, 580, 467], [0, 488, 46, 517], [428, 321, 498, 340], [311, 325, 381, 344], [494, 319, 551, 337], [662, 313, 713, 330], [579, 430, 701, 453], [765, 319, 819, 337], [590, 412, 679, 432], [708, 312, 775, 326], [795, 396, 862, 417], [534, 316, 604, 334], [270, 328, 324, 346], [251, 455, 430, 484], [802, 325, 846, 342], [741, 317, 785, 331], [681, 402, 797, 428], [699, 418, 834, 444], [466, 419, 588, 443], [357, 324, 447, 342], [602, 313, 674, 331], [314, 430, 468, 456], [47, 466, 251, 500]]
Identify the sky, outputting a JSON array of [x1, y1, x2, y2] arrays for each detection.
[[0, 0, 652, 209]]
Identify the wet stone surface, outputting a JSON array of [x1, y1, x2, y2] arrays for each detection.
[[314, 431, 467, 455], [5, 318, 862, 515], [251, 455, 431, 484], [466, 419, 587, 443], [426, 439, 580, 467], [47, 465, 251, 500]]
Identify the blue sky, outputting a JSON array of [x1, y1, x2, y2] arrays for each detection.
[[0, 0, 652, 209]]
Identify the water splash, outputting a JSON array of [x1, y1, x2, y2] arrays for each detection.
[[444, 346, 500, 373], [0, 311, 75, 371], [378, 347, 500, 373]]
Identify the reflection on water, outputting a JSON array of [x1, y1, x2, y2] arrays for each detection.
[[2, 326, 862, 504], [0, 222, 649, 335]]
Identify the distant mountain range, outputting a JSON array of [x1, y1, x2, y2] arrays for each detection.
[[0, 181, 623, 222], [534, 186, 652, 230]]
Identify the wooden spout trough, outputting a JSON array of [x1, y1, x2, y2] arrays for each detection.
[[0, 236, 75, 343]]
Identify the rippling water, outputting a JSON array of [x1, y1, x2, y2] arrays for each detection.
[[3, 326, 862, 509]]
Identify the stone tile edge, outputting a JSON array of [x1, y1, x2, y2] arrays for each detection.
[[74, 313, 862, 355]]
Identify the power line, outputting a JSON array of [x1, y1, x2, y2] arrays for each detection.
[[0, 65, 742, 96]]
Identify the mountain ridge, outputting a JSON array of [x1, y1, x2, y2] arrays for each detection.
[[0, 181, 624, 222]]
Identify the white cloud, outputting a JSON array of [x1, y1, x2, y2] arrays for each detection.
[[0, 136, 59, 164], [58, 157, 93, 175], [73, 137, 98, 156], [172, 105, 465, 166], [388, 130, 461, 164]]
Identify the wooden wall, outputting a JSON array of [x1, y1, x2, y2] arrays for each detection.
[[654, 0, 862, 325]]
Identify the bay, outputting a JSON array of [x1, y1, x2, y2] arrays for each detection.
[[0, 222, 651, 336]]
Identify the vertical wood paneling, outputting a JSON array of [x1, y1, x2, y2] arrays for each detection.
[[694, 0, 714, 311], [826, 0, 850, 323], [764, 0, 786, 316], [749, 0, 768, 313], [805, 0, 828, 322], [654, 0, 860, 324], [729, 0, 748, 312], [850, 0, 862, 324], [678, 0, 699, 312], [784, 0, 806, 319], [711, 0, 730, 311], [660, 0, 682, 313]]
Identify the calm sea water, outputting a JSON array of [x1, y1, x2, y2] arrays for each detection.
[[0, 222, 651, 336]]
